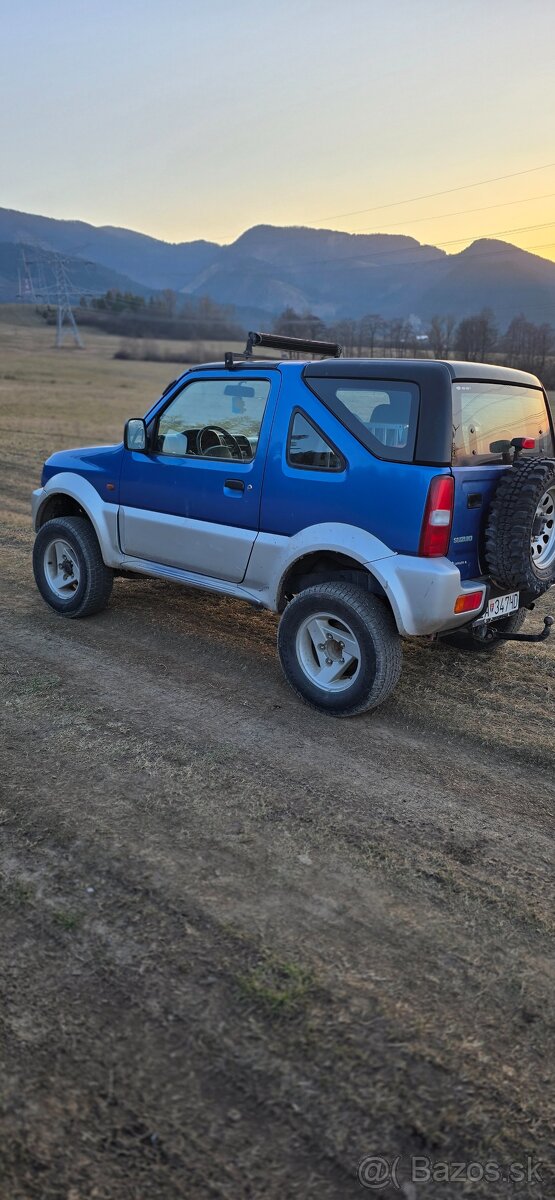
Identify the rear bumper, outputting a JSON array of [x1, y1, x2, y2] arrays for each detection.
[[368, 553, 487, 637]]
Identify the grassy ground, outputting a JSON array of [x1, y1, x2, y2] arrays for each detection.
[[0, 308, 554, 1199]]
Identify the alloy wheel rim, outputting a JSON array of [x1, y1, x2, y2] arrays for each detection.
[[295, 611, 362, 693], [531, 486, 555, 570], [43, 538, 81, 598]]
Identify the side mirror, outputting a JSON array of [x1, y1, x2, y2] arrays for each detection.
[[124, 418, 147, 452]]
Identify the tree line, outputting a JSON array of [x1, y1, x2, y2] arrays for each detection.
[[76, 290, 244, 339], [273, 307, 555, 384], [38, 286, 555, 385]]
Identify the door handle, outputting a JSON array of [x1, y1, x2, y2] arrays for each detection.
[[224, 478, 245, 492]]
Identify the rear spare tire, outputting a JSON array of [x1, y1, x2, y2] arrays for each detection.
[[485, 458, 555, 597]]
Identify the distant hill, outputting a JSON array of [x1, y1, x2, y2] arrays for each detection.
[[0, 240, 156, 303], [1, 206, 554, 327], [417, 238, 555, 327], [0, 208, 217, 292]]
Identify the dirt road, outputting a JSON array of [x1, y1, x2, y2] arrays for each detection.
[[1, 314, 554, 1198]]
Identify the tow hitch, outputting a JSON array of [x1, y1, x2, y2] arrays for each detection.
[[497, 614, 554, 643]]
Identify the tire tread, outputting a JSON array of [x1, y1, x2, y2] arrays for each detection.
[[33, 516, 113, 618], [278, 582, 402, 716], [485, 458, 555, 595]]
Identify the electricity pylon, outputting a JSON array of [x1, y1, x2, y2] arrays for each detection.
[[17, 243, 85, 348], [17, 247, 38, 304], [54, 256, 84, 348]]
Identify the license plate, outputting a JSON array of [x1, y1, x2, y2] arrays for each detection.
[[484, 592, 520, 622]]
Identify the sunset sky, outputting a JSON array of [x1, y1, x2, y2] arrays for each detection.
[[1, 0, 554, 259]]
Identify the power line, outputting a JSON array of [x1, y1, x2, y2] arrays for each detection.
[[315, 160, 555, 224], [268, 221, 555, 273], [430, 219, 555, 249], [94, 236, 555, 327], [375, 237, 555, 267], [20, 161, 555, 300], [41, 161, 555, 257], [350, 191, 555, 235], [15, 225, 555, 334]]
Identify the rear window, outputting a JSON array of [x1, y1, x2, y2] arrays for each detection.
[[452, 382, 554, 466], [304, 378, 420, 462]]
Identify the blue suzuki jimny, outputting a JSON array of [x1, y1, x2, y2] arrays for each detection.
[[32, 332, 555, 716]]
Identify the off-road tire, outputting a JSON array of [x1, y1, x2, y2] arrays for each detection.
[[33, 516, 113, 618], [485, 457, 555, 596], [442, 605, 527, 652], [277, 582, 402, 717]]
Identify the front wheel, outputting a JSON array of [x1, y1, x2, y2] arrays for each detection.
[[33, 516, 113, 618], [277, 582, 402, 716]]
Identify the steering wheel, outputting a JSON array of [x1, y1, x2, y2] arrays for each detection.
[[196, 425, 244, 459]]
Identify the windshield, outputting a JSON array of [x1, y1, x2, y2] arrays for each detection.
[[452, 382, 554, 466]]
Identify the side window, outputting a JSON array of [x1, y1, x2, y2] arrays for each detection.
[[287, 410, 344, 471], [335, 386, 412, 450], [304, 377, 419, 462], [155, 378, 271, 461]]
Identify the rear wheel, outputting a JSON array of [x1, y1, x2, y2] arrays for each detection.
[[442, 606, 527, 652], [277, 582, 402, 716], [33, 516, 113, 618]]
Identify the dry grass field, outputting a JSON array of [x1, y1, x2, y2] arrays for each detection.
[[0, 308, 554, 1199]]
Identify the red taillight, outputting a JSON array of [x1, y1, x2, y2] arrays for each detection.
[[454, 591, 483, 614], [419, 475, 455, 557], [512, 436, 536, 451]]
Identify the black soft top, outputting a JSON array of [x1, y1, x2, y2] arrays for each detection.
[[303, 359, 542, 388]]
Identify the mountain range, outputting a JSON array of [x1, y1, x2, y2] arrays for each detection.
[[1, 205, 554, 328]]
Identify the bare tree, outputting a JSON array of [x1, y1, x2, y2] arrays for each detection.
[[389, 318, 411, 357], [335, 319, 357, 356], [455, 308, 498, 361], [379, 320, 392, 356], [357, 313, 383, 357], [502, 314, 554, 374], [274, 308, 327, 344], [428, 314, 456, 358], [428, 316, 446, 358], [444, 315, 456, 358], [273, 307, 301, 337]]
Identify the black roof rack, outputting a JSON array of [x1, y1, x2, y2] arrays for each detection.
[[224, 330, 343, 369]]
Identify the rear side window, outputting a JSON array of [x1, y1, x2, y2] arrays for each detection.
[[304, 377, 419, 462], [287, 411, 344, 471], [452, 383, 554, 465]]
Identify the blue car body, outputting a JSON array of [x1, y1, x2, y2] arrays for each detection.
[[35, 355, 554, 636]]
